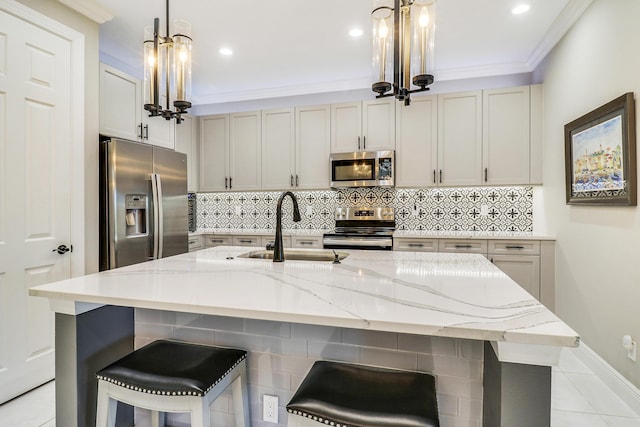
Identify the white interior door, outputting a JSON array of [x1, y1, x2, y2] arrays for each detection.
[[0, 5, 74, 403]]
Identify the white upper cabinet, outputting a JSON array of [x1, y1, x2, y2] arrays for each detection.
[[174, 114, 198, 192], [331, 98, 395, 152], [199, 114, 229, 192], [99, 63, 141, 141], [142, 94, 175, 150], [99, 63, 175, 149], [261, 108, 295, 190], [529, 84, 543, 184], [482, 86, 530, 185], [229, 111, 261, 191], [261, 105, 330, 191], [437, 90, 483, 186], [396, 95, 438, 187], [296, 105, 331, 189]]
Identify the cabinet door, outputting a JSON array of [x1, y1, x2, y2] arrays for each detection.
[[362, 97, 396, 151], [199, 114, 229, 192], [490, 255, 540, 300], [188, 235, 204, 252], [437, 91, 482, 186], [229, 111, 261, 191], [530, 84, 543, 184], [296, 105, 330, 189], [142, 107, 175, 149], [331, 102, 362, 152], [483, 86, 530, 185], [396, 95, 438, 187], [262, 108, 295, 190], [175, 115, 198, 192], [99, 63, 141, 141]]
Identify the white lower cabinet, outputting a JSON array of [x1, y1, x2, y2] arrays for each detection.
[[188, 235, 204, 252], [393, 238, 438, 252], [438, 239, 487, 254], [232, 235, 261, 247], [394, 237, 555, 310], [292, 235, 323, 249], [261, 235, 291, 249], [490, 255, 541, 299], [205, 235, 232, 248]]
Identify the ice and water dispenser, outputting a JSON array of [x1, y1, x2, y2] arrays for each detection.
[[124, 194, 148, 236]]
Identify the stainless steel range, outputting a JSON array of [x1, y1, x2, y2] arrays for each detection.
[[322, 207, 395, 250]]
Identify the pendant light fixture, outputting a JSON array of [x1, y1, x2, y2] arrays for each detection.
[[143, 0, 192, 124], [372, 0, 435, 106]]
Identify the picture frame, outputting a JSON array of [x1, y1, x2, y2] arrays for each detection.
[[564, 92, 637, 205]]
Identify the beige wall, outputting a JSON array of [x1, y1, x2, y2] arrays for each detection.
[[16, 0, 100, 274], [541, 0, 640, 383]]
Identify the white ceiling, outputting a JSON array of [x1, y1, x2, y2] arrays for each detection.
[[97, 0, 591, 106]]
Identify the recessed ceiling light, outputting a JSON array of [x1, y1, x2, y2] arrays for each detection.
[[349, 28, 363, 38], [512, 4, 530, 15], [219, 47, 233, 56]]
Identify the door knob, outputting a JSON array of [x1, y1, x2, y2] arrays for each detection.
[[52, 244, 71, 255]]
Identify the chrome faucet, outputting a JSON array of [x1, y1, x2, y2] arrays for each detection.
[[273, 191, 301, 262]]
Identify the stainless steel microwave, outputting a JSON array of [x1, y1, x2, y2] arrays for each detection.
[[330, 150, 395, 188]]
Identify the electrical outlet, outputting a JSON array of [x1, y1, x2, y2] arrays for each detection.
[[263, 394, 278, 423]]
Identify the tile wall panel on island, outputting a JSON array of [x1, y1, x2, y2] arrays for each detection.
[[135, 310, 484, 427], [196, 186, 533, 233]]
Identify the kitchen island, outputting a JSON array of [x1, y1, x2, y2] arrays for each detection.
[[30, 246, 578, 427]]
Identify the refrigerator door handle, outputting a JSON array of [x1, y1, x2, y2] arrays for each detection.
[[151, 173, 164, 259]]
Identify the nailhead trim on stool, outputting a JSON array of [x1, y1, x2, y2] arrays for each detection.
[[286, 361, 440, 427], [95, 340, 250, 426]]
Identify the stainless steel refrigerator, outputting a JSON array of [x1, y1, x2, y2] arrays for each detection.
[[99, 137, 188, 271]]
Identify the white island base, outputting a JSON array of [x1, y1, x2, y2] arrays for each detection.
[[31, 247, 579, 426]]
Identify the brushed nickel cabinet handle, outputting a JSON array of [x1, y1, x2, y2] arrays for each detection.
[[454, 244, 472, 249], [505, 245, 525, 250], [408, 243, 424, 248]]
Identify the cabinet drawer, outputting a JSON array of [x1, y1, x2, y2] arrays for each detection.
[[291, 235, 323, 248], [205, 235, 231, 247], [438, 239, 487, 254], [261, 235, 291, 249], [232, 235, 261, 246], [188, 235, 204, 252], [393, 238, 438, 252], [488, 240, 540, 255]]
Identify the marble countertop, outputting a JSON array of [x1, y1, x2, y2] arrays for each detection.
[[31, 246, 577, 355], [190, 229, 323, 237]]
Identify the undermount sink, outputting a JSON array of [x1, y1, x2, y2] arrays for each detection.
[[237, 249, 349, 262]]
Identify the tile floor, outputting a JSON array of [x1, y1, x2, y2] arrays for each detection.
[[1, 345, 640, 427]]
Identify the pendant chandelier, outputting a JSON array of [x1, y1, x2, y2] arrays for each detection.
[[143, 0, 192, 124], [372, 0, 435, 106]]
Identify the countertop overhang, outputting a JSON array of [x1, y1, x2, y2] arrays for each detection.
[[30, 246, 577, 363]]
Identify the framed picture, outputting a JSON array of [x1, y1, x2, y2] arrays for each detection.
[[564, 92, 637, 205]]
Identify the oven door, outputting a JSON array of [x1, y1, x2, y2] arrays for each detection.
[[323, 234, 393, 250]]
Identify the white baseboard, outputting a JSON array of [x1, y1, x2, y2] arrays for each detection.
[[574, 342, 640, 416]]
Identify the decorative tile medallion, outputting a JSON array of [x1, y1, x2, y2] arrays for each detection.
[[196, 187, 533, 232]]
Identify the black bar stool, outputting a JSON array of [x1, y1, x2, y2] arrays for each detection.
[[95, 340, 250, 427], [287, 361, 440, 427]]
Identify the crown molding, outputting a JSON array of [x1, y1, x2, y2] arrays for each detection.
[[57, 0, 113, 23], [527, 0, 593, 69]]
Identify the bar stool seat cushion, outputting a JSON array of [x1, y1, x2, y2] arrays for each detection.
[[96, 340, 247, 397], [287, 361, 439, 427]]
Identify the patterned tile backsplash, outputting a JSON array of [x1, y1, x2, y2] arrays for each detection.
[[196, 186, 533, 232]]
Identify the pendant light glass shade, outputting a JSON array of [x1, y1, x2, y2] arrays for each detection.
[[143, 25, 158, 112], [171, 19, 192, 111], [371, 4, 394, 95], [410, 0, 435, 89]]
